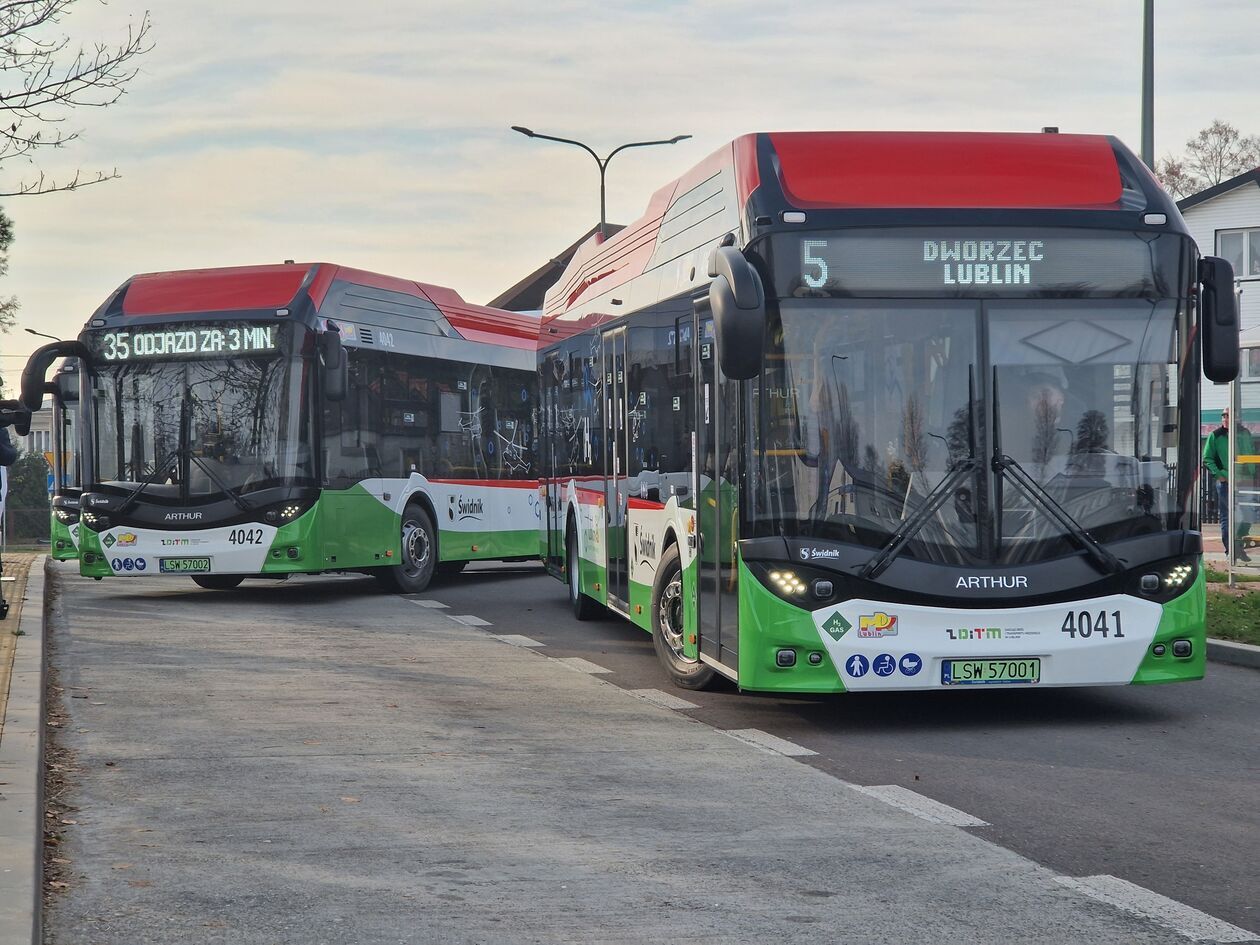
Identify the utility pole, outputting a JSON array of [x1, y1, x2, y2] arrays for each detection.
[[1141, 0, 1154, 167]]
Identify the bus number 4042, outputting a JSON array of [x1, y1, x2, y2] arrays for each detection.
[[1061, 610, 1124, 639], [228, 528, 265, 546]]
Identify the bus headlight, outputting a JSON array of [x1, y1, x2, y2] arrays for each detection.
[[80, 511, 110, 531], [54, 508, 78, 524], [767, 570, 808, 596], [1162, 563, 1194, 588]]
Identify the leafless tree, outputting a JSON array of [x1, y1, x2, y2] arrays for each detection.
[[0, 0, 152, 197], [1156, 120, 1260, 199]]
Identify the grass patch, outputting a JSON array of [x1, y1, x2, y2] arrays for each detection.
[[1206, 590, 1260, 645], [1204, 567, 1260, 583]]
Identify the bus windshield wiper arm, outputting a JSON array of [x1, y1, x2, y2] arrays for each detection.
[[187, 453, 254, 512], [114, 448, 181, 515], [990, 370, 1122, 575], [858, 457, 979, 580], [860, 367, 981, 581]]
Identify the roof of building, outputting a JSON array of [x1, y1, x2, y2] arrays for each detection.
[[1176, 167, 1260, 212]]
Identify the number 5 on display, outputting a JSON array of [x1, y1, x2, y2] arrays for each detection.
[[802, 240, 829, 289]]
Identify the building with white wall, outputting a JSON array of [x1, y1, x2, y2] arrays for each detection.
[[1178, 168, 1260, 430]]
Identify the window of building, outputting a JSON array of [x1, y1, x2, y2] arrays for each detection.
[[1218, 228, 1260, 278]]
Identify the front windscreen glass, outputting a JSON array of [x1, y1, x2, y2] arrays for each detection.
[[990, 299, 1180, 563], [89, 353, 312, 501], [750, 298, 1183, 565], [752, 300, 984, 563]]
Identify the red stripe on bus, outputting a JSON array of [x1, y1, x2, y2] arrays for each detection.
[[427, 478, 538, 489]]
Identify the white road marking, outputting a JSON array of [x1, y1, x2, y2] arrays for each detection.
[[850, 784, 988, 827], [449, 614, 491, 627], [629, 688, 699, 711], [492, 634, 544, 648], [554, 657, 611, 674], [1055, 875, 1258, 943], [725, 728, 818, 757], [407, 599, 448, 609]]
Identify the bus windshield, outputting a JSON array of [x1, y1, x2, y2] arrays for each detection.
[[752, 297, 1184, 566], [89, 355, 313, 501]]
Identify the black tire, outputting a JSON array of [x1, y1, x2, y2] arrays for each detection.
[[567, 525, 602, 620], [435, 560, 467, 577], [651, 543, 716, 690], [191, 575, 244, 591], [377, 504, 438, 593]]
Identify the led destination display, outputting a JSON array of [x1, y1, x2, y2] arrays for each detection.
[[94, 323, 280, 362], [775, 228, 1170, 297]]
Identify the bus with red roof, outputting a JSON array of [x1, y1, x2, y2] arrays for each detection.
[[537, 130, 1238, 693], [23, 263, 539, 591]]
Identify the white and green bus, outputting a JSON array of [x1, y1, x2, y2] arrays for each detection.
[[48, 359, 82, 561], [539, 131, 1238, 693], [22, 263, 540, 591]]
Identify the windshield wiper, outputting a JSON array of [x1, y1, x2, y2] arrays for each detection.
[[114, 447, 181, 515], [990, 371, 1123, 575], [859, 457, 980, 580], [187, 453, 254, 512], [859, 369, 980, 580]]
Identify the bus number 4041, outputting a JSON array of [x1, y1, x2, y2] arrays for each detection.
[[1061, 610, 1124, 639]]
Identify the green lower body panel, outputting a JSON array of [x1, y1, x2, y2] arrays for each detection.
[[50, 518, 79, 561], [1130, 567, 1206, 685]]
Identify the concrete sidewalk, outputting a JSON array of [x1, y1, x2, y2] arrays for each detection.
[[38, 568, 1234, 944], [0, 555, 46, 945]]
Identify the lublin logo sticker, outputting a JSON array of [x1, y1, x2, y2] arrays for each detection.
[[858, 612, 898, 638], [821, 612, 851, 641], [115, 532, 138, 547]]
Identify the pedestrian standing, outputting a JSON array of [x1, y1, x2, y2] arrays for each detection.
[[1203, 407, 1254, 560]]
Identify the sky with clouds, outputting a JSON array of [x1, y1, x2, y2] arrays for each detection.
[[2, 0, 1258, 385]]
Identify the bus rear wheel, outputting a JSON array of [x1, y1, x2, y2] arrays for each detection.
[[651, 543, 715, 690], [378, 504, 437, 594], [567, 526, 601, 620], [192, 575, 244, 591]]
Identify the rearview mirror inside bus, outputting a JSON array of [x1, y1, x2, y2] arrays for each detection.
[[708, 246, 766, 380], [319, 328, 348, 401], [21, 340, 88, 412], [1200, 255, 1239, 383]]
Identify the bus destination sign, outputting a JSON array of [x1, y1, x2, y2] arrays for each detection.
[[778, 228, 1163, 297], [94, 323, 279, 362]]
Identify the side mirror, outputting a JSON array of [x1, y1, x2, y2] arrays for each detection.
[[0, 400, 31, 436], [319, 328, 348, 402], [707, 246, 766, 381], [1200, 255, 1239, 383], [21, 341, 88, 412]]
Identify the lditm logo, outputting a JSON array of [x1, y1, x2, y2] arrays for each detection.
[[858, 613, 898, 638], [947, 627, 1003, 641]]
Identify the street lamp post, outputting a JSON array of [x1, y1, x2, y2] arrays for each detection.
[[24, 327, 60, 342], [510, 126, 691, 239]]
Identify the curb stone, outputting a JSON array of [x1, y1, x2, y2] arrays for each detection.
[[1207, 637, 1260, 670], [0, 556, 47, 945]]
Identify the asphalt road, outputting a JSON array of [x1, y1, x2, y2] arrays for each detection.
[[42, 559, 1259, 942], [432, 561, 1260, 936]]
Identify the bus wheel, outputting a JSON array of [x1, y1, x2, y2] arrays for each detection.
[[651, 544, 715, 690], [192, 575, 244, 591], [435, 560, 467, 577], [567, 526, 601, 620], [379, 504, 438, 594]]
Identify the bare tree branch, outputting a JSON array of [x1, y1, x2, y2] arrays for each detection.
[[0, 0, 151, 196]]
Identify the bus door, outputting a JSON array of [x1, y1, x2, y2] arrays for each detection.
[[542, 353, 565, 569], [695, 312, 740, 673], [603, 327, 630, 609]]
